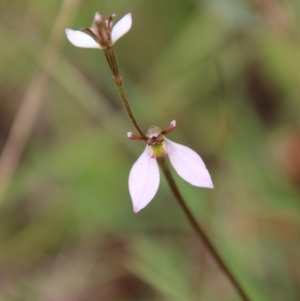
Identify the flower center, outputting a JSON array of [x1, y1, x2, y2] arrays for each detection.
[[92, 13, 114, 48], [146, 125, 168, 158]]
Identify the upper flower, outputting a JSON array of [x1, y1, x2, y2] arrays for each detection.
[[65, 12, 132, 49], [128, 121, 214, 213]]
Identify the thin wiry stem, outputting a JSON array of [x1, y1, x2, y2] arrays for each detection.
[[104, 48, 145, 137], [104, 48, 120, 78], [114, 76, 145, 137], [159, 158, 252, 301]]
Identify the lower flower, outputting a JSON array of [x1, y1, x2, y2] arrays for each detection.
[[128, 121, 214, 213]]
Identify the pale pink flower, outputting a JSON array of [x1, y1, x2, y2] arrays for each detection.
[[128, 121, 214, 213], [65, 12, 132, 49]]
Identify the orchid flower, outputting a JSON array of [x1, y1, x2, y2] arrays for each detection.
[[128, 120, 214, 213], [65, 12, 132, 49]]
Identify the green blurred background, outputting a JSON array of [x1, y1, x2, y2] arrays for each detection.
[[0, 0, 300, 300]]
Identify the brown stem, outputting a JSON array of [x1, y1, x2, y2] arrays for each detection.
[[104, 48, 120, 77], [159, 158, 252, 301], [103, 47, 145, 137], [113, 76, 145, 137]]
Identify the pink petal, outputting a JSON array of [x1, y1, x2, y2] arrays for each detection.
[[129, 145, 160, 213], [65, 29, 100, 48], [165, 138, 214, 188], [111, 13, 132, 44]]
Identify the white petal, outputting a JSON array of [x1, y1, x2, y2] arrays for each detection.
[[165, 138, 214, 188], [65, 29, 100, 48], [111, 13, 132, 44], [129, 145, 160, 213]]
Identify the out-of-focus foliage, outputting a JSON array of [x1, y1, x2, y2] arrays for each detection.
[[0, 0, 300, 300]]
